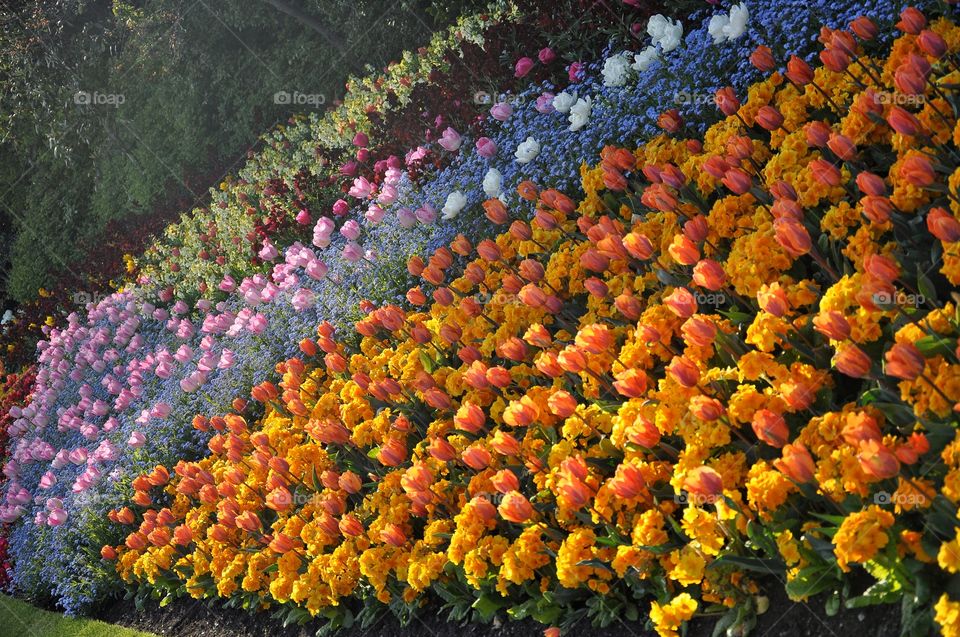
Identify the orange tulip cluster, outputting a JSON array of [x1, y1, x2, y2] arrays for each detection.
[[107, 11, 960, 637]]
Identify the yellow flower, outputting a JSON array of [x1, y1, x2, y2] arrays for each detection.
[[833, 506, 894, 572], [650, 593, 698, 637]]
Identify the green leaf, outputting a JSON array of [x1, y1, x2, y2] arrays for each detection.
[[709, 554, 786, 573], [471, 593, 503, 622]]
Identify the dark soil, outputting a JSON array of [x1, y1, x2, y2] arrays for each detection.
[[93, 578, 903, 637]]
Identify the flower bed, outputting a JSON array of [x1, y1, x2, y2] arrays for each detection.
[[102, 8, 960, 637]]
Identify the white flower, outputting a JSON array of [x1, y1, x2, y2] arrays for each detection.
[[568, 97, 592, 132], [646, 14, 669, 40], [441, 191, 467, 220], [552, 91, 577, 113], [515, 136, 540, 164], [648, 15, 682, 52], [707, 14, 730, 44], [601, 53, 632, 87], [658, 22, 683, 52], [724, 3, 749, 40], [632, 46, 659, 73], [482, 168, 502, 198]]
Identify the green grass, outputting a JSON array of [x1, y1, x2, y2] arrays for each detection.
[[0, 594, 158, 637]]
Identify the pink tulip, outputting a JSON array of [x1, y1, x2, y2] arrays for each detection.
[[39, 472, 57, 489], [332, 199, 350, 216], [342, 241, 364, 262], [490, 102, 513, 121], [568, 61, 584, 82], [295, 209, 311, 225], [438, 127, 462, 151], [535, 93, 556, 113], [128, 431, 146, 448], [515, 56, 535, 77], [366, 203, 386, 224], [340, 219, 362, 240], [475, 137, 498, 158], [538, 47, 556, 64], [415, 204, 436, 224], [352, 132, 368, 147]]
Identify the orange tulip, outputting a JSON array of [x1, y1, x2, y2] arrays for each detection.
[[754, 105, 784, 131], [454, 402, 486, 433], [785, 55, 814, 85], [692, 259, 725, 290], [774, 443, 816, 483], [547, 390, 578, 418], [462, 444, 492, 470], [613, 368, 649, 398], [858, 440, 900, 479], [850, 16, 878, 40], [378, 438, 407, 466], [483, 198, 509, 224], [752, 409, 789, 447], [684, 466, 723, 500], [667, 235, 700, 265], [664, 287, 698, 318], [491, 469, 520, 494], [896, 7, 926, 34], [833, 344, 872, 378], [714, 87, 740, 116], [750, 45, 776, 72], [885, 342, 925, 380], [842, 412, 882, 446], [627, 415, 660, 448], [812, 310, 850, 341], [681, 316, 717, 347], [503, 396, 539, 427], [339, 514, 364, 537], [489, 431, 521, 457], [101, 545, 118, 560], [499, 491, 535, 523], [757, 283, 789, 317], [900, 155, 936, 187], [689, 395, 724, 421], [575, 324, 613, 354], [774, 217, 811, 257], [610, 461, 646, 499], [927, 207, 960, 242], [887, 106, 922, 136], [667, 355, 700, 388]]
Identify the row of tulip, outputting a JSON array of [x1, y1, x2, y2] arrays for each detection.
[[0, 0, 666, 613], [104, 8, 960, 636]]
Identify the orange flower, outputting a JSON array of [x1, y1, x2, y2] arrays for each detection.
[[668, 355, 700, 388], [613, 369, 649, 398], [517, 180, 539, 201], [455, 402, 486, 433], [380, 523, 407, 547], [858, 440, 900, 479], [689, 395, 724, 421], [666, 235, 699, 265], [610, 461, 646, 499], [752, 409, 789, 447], [462, 444, 493, 470], [885, 342, 925, 380], [692, 259, 725, 290], [491, 469, 520, 494], [498, 491, 535, 523], [774, 443, 816, 483], [483, 198, 509, 224], [754, 105, 784, 131], [812, 310, 850, 340], [547, 390, 578, 417], [575, 324, 613, 354], [235, 511, 262, 533], [684, 466, 723, 499], [681, 316, 717, 347], [339, 514, 364, 537], [627, 415, 661, 448], [490, 431, 521, 457], [269, 532, 302, 553], [750, 45, 776, 72], [927, 208, 960, 242], [833, 344, 872, 378], [786, 55, 814, 84], [773, 217, 811, 257], [664, 287, 698, 318]]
